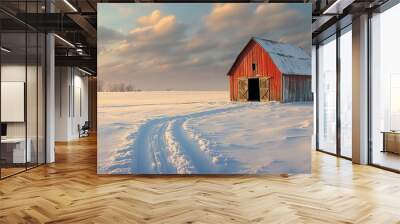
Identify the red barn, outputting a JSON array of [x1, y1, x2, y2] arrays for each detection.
[[227, 37, 312, 102]]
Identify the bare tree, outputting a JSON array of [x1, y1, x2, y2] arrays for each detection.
[[107, 82, 140, 92], [125, 84, 135, 92], [109, 83, 121, 92], [118, 83, 126, 92]]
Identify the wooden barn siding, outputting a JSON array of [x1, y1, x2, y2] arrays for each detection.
[[229, 77, 234, 101], [282, 75, 313, 102], [228, 40, 282, 101]]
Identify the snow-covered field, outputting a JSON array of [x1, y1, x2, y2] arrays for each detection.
[[98, 91, 312, 174]]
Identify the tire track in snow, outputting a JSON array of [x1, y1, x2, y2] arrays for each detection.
[[148, 122, 177, 173], [132, 118, 176, 174], [168, 118, 217, 173], [182, 119, 243, 173], [131, 104, 249, 174], [165, 120, 196, 174]]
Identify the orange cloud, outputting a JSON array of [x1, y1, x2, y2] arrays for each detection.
[[204, 4, 251, 32], [130, 10, 179, 41], [137, 9, 162, 26]]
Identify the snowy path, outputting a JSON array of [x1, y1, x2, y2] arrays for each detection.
[[132, 118, 177, 173], [130, 105, 246, 174], [99, 92, 313, 175]]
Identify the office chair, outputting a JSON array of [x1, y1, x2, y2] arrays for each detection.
[[79, 121, 90, 138]]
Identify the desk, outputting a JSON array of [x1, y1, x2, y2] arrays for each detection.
[[382, 131, 400, 154], [1, 138, 31, 163]]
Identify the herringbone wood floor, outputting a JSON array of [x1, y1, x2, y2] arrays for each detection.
[[1, 135, 400, 224]]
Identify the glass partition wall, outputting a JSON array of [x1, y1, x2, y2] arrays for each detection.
[[316, 0, 400, 172], [339, 26, 352, 159], [370, 3, 400, 171], [316, 26, 352, 159], [0, 30, 27, 177], [0, 2, 46, 179], [317, 35, 337, 155]]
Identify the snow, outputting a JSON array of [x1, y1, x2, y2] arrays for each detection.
[[254, 37, 311, 76], [165, 120, 195, 174], [98, 91, 312, 174]]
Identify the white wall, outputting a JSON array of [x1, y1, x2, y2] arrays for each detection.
[[1, 82, 25, 122], [55, 67, 70, 141], [1, 63, 47, 164], [71, 73, 89, 138], [1, 65, 40, 137], [1, 65, 26, 139], [54, 67, 89, 141], [1, 65, 26, 81]]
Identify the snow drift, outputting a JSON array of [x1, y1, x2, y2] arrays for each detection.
[[97, 91, 312, 174]]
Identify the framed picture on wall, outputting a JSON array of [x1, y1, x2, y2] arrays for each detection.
[[97, 3, 313, 175]]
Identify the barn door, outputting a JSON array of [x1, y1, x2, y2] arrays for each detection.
[[238, 78, 248, 101], [259, 77, 270, 101]]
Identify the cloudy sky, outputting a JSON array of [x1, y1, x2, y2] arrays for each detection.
[[98, 3, 311, 91]]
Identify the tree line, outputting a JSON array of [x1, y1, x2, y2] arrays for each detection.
[[97, 80, 142, 92]]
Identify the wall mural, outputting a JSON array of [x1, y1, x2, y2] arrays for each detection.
[[97, 3, 313, 174]]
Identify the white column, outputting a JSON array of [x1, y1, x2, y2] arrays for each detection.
[[352, 14, 369, 164], [45, 0, 55, 163], [46, 33, 55, 163]]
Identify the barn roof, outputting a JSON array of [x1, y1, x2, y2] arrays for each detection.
[[227, 37, 311, 76], [253, 38, 311, 76]]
